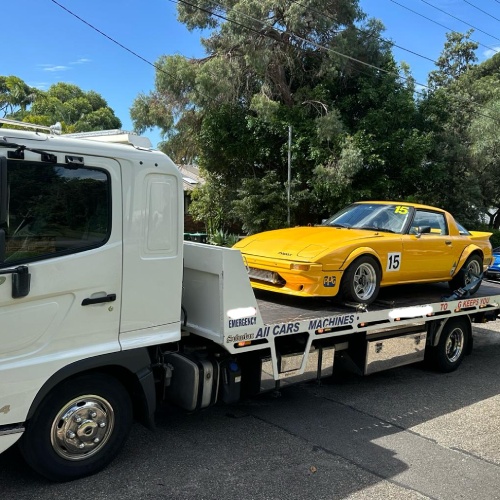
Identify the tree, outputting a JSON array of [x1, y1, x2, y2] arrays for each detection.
[[428, 30, 478, 90], [467, 64, 500, 227], [0, 76, 38, 117], [132, 0, 429, 234], [2, 78, 122, 133], [415, 32, 479, 225]]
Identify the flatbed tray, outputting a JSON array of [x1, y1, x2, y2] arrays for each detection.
[[255, 280, 500, 326]]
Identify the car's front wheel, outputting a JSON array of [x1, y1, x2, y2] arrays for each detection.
[[341, 255, 381, 304]]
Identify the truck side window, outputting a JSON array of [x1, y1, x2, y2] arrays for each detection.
[[1, 159, 110, 265]]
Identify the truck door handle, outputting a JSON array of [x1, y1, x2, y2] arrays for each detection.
[[445, 241, 452, 245], [81, 293, 116, 306]]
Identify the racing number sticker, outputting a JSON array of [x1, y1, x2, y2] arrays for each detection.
[[394, 205, 409, 214], [387, 252, 401, 272]]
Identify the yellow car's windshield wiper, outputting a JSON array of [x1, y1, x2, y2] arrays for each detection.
[[360, 226, 397, 233], [327, 223, 349, 228]]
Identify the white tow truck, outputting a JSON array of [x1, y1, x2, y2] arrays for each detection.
[[0, 120, 499, 481]]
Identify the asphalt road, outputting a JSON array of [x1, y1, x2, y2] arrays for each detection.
[[2, 321, 500, 499]]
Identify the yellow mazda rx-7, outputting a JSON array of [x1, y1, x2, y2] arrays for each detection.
[[233, 201, 493, 304]]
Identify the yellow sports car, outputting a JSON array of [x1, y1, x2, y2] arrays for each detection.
[[233, 201, 493, 304]]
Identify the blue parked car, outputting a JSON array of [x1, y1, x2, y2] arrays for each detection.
[[485, 247, 500, 281]]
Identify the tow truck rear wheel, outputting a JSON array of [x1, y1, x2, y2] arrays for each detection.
[[19, 373, 133, 482], [426, 318, 471, 373]]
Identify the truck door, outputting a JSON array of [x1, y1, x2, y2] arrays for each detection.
[[0, 155, 122, 426]]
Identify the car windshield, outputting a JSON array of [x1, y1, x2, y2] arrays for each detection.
[[322, 203, 410, 233]]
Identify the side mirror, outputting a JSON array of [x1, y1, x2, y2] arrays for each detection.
[[0, 265, 31, 298], [415, 226, 431, 238]]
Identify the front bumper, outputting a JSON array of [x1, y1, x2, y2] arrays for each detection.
[[244, 258, 343, 297], [0, 428, 24, 454]]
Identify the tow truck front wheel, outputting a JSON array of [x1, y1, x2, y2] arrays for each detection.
[[426, 318, 471, 373], [19, 374, 133, 482]]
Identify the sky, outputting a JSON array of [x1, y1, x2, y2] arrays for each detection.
[[2, 0, 499, 148]]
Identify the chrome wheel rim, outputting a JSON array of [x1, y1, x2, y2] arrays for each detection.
[[353, 262, 377, 301], [446, 328, 464, 363], [465, 259, 481, 285], [50, 395, 115, 461]]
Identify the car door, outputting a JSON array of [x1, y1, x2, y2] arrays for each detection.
[[0, 155, 122, 426], [401, 209, 461, 281]]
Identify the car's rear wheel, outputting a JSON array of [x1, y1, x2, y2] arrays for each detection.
[[341, 255, 381, 304], [449, 254, 483, 294]]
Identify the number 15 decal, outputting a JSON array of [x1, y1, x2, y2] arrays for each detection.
[[387, 252, 401, 272]]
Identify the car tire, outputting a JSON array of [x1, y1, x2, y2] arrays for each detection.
[[426, 317, 470, 372], [19, 373, 133, 482], [449, 254, 483, 294], [341, 255, 381, 304]]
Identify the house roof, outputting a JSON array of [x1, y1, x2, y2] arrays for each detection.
[[178, 164, 203, 192]]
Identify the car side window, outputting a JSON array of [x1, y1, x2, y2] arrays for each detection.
[[410, 210, 448, 236], [1, 159, 110, 266]]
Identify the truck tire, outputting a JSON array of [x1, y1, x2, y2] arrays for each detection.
[[449, 254, 483, 294], [19, 373, 133, 482], [426, 318, 470, 373], [341, 255, 381, 304]]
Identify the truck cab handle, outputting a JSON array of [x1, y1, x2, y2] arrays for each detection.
[[81, 293, 116, 306]]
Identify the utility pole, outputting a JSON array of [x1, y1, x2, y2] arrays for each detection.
[[287, 125, 292, 227]]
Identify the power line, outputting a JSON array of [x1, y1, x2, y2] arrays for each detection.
[[290, 0, 438, 64], [49, 0, 222, 112], [51, 0, 499, 125], [50, 0, 159, 70], [463, 0, 500, 23], [173, 0, 499, 123], [389, 0, 499, 55], [174, 0, 420, 85], [420, 0, 500, 41]]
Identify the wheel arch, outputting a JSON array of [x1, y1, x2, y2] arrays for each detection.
[[341, 247, 382, 273], [26, 349, 157, 429], [452, 246, 484, 278], [427, 316, 473, 355]]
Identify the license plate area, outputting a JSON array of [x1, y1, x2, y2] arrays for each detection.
[[248, 267, 285, 286]]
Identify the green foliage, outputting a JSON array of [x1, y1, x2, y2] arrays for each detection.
[[489, 230, 500, 250], [131, 2, 499, 234], [0, 75, 37, 116], [1, 77, 121, 132], [428, 30, 478, 90], [208, 229, 240, 247], [188, 169, 235, 235]]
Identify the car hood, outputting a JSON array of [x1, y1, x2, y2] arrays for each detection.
[[233, 226, 383, 262]]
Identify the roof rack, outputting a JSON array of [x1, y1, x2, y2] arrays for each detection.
[[63, 129, 152, 149], [0, 118, 62, 135]]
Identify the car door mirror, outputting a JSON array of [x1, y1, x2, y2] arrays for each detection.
[[415, 226, 431, 238]]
